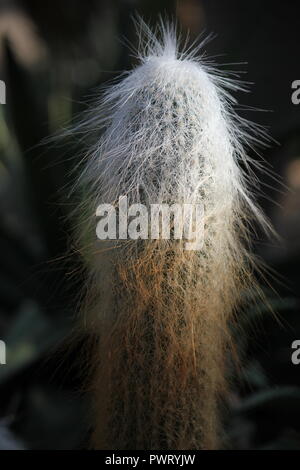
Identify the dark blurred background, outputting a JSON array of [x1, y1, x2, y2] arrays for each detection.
[[0, 0, 299, 450]]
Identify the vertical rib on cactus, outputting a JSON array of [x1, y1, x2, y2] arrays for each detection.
[[74, 20, 271, 449]]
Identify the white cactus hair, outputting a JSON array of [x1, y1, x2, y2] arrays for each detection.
[[73, 17, 272, 450]]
